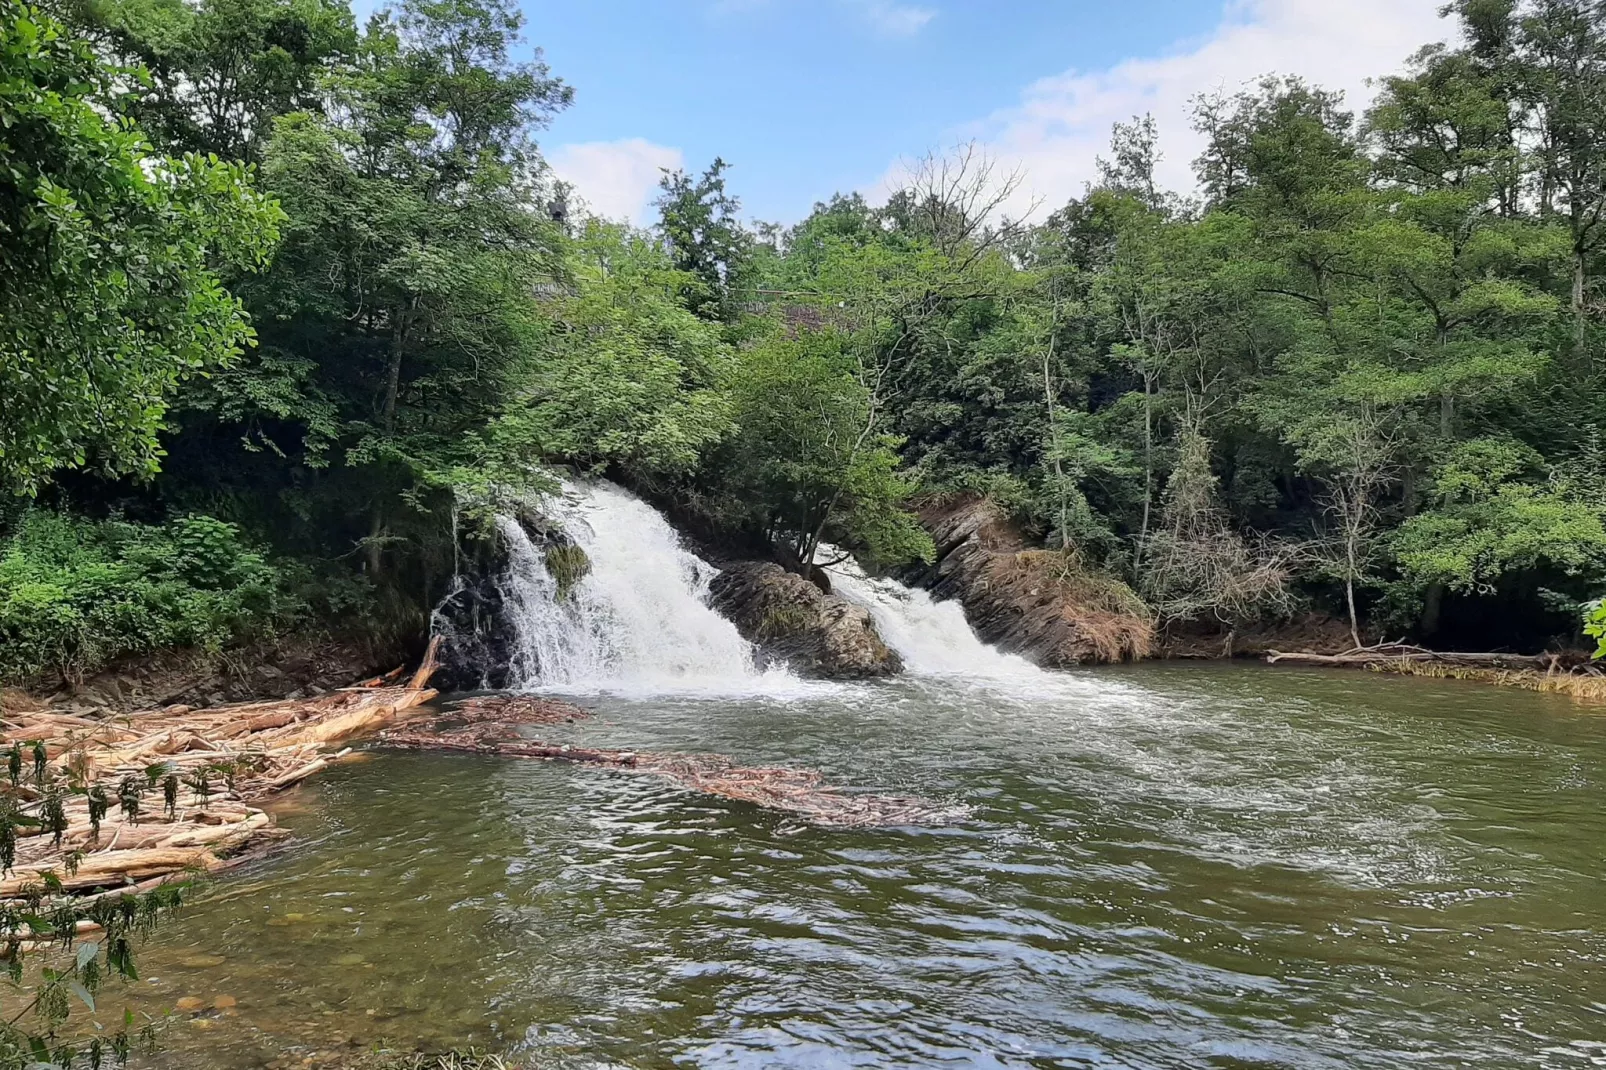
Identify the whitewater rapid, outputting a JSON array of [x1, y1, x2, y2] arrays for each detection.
[[821, 552, 1042, 679]]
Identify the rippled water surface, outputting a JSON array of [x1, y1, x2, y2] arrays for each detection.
[[129, 664, 1606, 1068]]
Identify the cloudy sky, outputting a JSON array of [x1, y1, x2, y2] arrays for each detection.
[[528, 0, 1453, 224]]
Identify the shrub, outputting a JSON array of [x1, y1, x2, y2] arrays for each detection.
[[0, 511, 302, 685]]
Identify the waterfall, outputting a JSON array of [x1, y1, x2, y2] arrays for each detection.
[[492, 481, 794, 695], [823, 554, 1042, 678]]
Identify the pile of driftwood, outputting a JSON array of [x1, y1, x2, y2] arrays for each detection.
[[2, 635, 958, 913], [0, 642, 442, 900], [383, 696, 959, 828]]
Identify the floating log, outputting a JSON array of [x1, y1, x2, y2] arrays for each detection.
[[1265, 642, 1585, 671], [382, 697, 960, 829]]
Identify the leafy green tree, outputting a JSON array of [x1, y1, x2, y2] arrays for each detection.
[[0, 0, 282, 495], [654, 157, 752, 321], [1392, 437, 1606, 596], [58, 0, 357, 163], [713, 330, 932, 576], [215, 0, 571, 576], [495, 220, 734, 485]]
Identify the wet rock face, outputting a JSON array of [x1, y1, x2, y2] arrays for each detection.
[[431, 570, 516, 692], [906, 495, 1154, 667], [708, 562, 902, 679]]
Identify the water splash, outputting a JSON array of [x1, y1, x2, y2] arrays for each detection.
[[822, 552, 1043, 678], [497, 481, 806, 696]]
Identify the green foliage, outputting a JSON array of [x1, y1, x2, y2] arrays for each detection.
[[1393, 439, 1606, 593], [9, 0, 1606, 665], [654, 157, 753, 321], [0, 0, 283, 495], [495, 221, 733, 481], [1584, 598, 1606, 658], [0, 512, 299, 684], [715, 329, 933, 572]]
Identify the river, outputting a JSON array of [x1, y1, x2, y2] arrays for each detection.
[[121, 482, 1605, 1069]]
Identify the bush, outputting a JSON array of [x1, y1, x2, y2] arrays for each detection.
[[0, 511, 302, 685]]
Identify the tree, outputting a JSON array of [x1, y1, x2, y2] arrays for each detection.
[[495, 220, 734, 485], [715, 330, 931, 576], [0, 0, 282, 495], [1392, 437, 1606, 596], [225, 0, 571, 576], [654, 157, 752, 321], [58, 0, 358, 164]]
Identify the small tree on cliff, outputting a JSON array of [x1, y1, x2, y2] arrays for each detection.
[[715, 330, 932, 578]]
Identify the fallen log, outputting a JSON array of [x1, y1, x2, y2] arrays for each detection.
[[381, 700, 961, 829], [1265, 643, 1578, 670]]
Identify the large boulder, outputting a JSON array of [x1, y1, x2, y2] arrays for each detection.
[[906, 495, 1154, 666], [708, 562, 902, 679]]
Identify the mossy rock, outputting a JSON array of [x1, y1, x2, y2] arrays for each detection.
[[543, 543, 591, 599], [757, 605, 814, 639]]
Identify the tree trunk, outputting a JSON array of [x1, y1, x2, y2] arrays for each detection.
[[1420, 582, 1443, 638], [1040, 300, 1068, 550], [368, 297, 416, 577], [1135, 373, 1154, 568], [1345, 524, 1362, 649], [1573, 244, 1588, 352]]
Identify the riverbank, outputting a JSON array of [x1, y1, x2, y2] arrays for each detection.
[[0, 648, 441, 906]]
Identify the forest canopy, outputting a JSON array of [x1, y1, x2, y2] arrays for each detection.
[[3, 0, 1606, 684]]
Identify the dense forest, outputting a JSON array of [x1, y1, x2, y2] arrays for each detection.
[[4, 0, 1606, 689]]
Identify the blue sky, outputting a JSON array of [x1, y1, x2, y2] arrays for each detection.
[[522, 0, 1451, 224]]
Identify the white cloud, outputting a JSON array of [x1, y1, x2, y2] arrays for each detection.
[[849, 0, 936, 37], [547, 138, 684, 224], [877, 0, 1451, 217]]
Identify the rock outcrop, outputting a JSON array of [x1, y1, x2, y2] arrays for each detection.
[[907, 495, 1154, 666], [432, 508, 586, 692], [708, 561, 903, 678]]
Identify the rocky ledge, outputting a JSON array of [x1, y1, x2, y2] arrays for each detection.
[[708, 561, 902, 679], [907, 495, 1154, 667]]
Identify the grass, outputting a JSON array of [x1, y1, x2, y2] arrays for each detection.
[[757, 604, 815, 639], [986, 550, 1155, 662], [1370, 659, 1606, 702]]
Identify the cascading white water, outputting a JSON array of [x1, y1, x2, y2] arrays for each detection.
[[823, 553, 1043, 678], [495, 481, 794, 695]]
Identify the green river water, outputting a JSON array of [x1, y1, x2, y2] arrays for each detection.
[[119, 664, 1603, 1069]]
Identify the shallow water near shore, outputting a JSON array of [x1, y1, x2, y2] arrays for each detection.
[[112, 662, 1606, 1069]]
